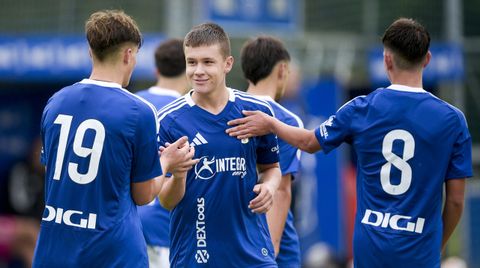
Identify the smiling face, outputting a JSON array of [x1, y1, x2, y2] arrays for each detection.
[[185, 43, 233, 96]]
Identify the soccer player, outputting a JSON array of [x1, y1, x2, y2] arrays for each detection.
[[158, 22, 282, 267], [33, 10, 195, 267], [136, 38, 188, 268], [240, 36, 303, 268], [227, 18, 472, 267]]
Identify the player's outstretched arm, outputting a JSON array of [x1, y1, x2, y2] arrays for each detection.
[[227, 110, 321, 153], [249, 163, 281, 214], [441, 178, 466, 253], [266, 174, 292, 256], [131, 137, 194, 206], [158, 139, 198, 210]]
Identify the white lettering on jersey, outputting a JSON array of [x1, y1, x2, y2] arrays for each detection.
[[194, 156, 247, 180], [361, 209, 425, 234], [42, 205, 97, 229], [195, 198, 209, 263], [319, 116, 335, 138]]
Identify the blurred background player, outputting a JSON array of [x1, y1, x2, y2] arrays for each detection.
[[33, 10, 195, 267], [240, 36, 303, 268], [136, 38, 188, 268], [227, 18, 472, 267], [157, 22, 281, 267]]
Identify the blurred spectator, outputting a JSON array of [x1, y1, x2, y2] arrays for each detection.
[[1, 137, 44, 268]]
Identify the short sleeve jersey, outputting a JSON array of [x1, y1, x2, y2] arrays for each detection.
[[34, 79, 162, 268], [257, 96, 303, 267], [158, 88, 279, 267], [314, 84, 473, 268], [136, 86, 181, 247]]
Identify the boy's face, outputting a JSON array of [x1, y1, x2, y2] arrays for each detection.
[[185, 43, 233, 96]]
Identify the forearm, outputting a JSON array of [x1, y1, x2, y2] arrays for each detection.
[[441, 199, 464, 252], [158, 175, 186, 210], [258, 166, 281, 192], [269, 117, 321, 154], [266, 175, 291, 256]]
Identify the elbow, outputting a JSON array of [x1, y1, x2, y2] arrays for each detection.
[[302, 142, 319, 154], [133, 195, 154, 206], [446, 198, 465, 210], [158, 197, 176, 211]]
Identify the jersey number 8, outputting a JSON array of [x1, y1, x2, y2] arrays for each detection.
[[53, 114, 105, 184], [380, 129, 415, 195]]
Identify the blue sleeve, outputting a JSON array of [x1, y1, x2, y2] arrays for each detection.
[[256, 107, 280, 165], [131, 102, 163, 183], [446, 112, 473, 179], [278, 139, 301, 176], [315, 99, 356, 154], [158, 116, 176, 147], [40, 107, 47, 166]]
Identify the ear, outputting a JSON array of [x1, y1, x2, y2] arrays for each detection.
[[277, 62, 289, 80], [224, 56, 234, 73], [423, 51, 431, 68], [383, 50, 394, 71], [123, 47, 132, 64]]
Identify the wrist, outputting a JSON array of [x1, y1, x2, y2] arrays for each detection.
[[160, 158, 171, 176], [268, 116, 277, 134]]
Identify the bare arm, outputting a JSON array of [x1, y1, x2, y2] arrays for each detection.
[[441, 178, 466, 253], [158, 141, 198, 210], [267, 173, 292, 256], [227, 110, 321, 153], [249, 163, 281, 214]]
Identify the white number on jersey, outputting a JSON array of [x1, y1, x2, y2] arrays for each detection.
[[380, 129, 415, 195], [53, 114, 105, 184]]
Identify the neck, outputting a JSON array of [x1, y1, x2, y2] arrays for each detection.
[[246, 76, 277, 100], [156, 75, 187, 95], [388, 69, 423, 88], [192, 86, 230, 115], [90, 63, 125, 87]]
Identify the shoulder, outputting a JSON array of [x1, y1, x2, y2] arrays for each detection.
[[426, 93, 469, 128], [230, 89, 275, 116], [268, 100, 304, 128], [157, 95, 191, 125]]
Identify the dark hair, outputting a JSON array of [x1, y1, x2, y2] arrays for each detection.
[[184, 22, 230, 58], [381, 18, 430, 69], [240, 36, 290, 85], [155, 38, 186, 77], [85, 10, 142, 61]]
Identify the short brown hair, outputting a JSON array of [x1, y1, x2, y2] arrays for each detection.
[[85, 10, 142, 61], [241, 36, 290, 85], [184, 22, 230, 58], [382, 18, 430, 69], [155, 38, 185, 77]]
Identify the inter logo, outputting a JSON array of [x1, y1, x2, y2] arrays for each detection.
[[194, 156, 248, 180]]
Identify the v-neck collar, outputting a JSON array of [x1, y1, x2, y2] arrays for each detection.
[[184, 88, 236, 119]]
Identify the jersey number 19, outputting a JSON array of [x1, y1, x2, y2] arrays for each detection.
[[53, 114, 105, 184]]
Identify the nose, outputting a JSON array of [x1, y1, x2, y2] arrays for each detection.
[[193, 63, 205, 76]]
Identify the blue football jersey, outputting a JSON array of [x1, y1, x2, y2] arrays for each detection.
[[314, 85, 473, 268], [136, 86, 180, 248], [158, 88, 279, 267], [34, 79, 162, 268], [257, 96, 303, 267], [136, 86, 181, 111]]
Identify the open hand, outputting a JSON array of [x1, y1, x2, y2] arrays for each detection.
[[226, 110, 273, 139]]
